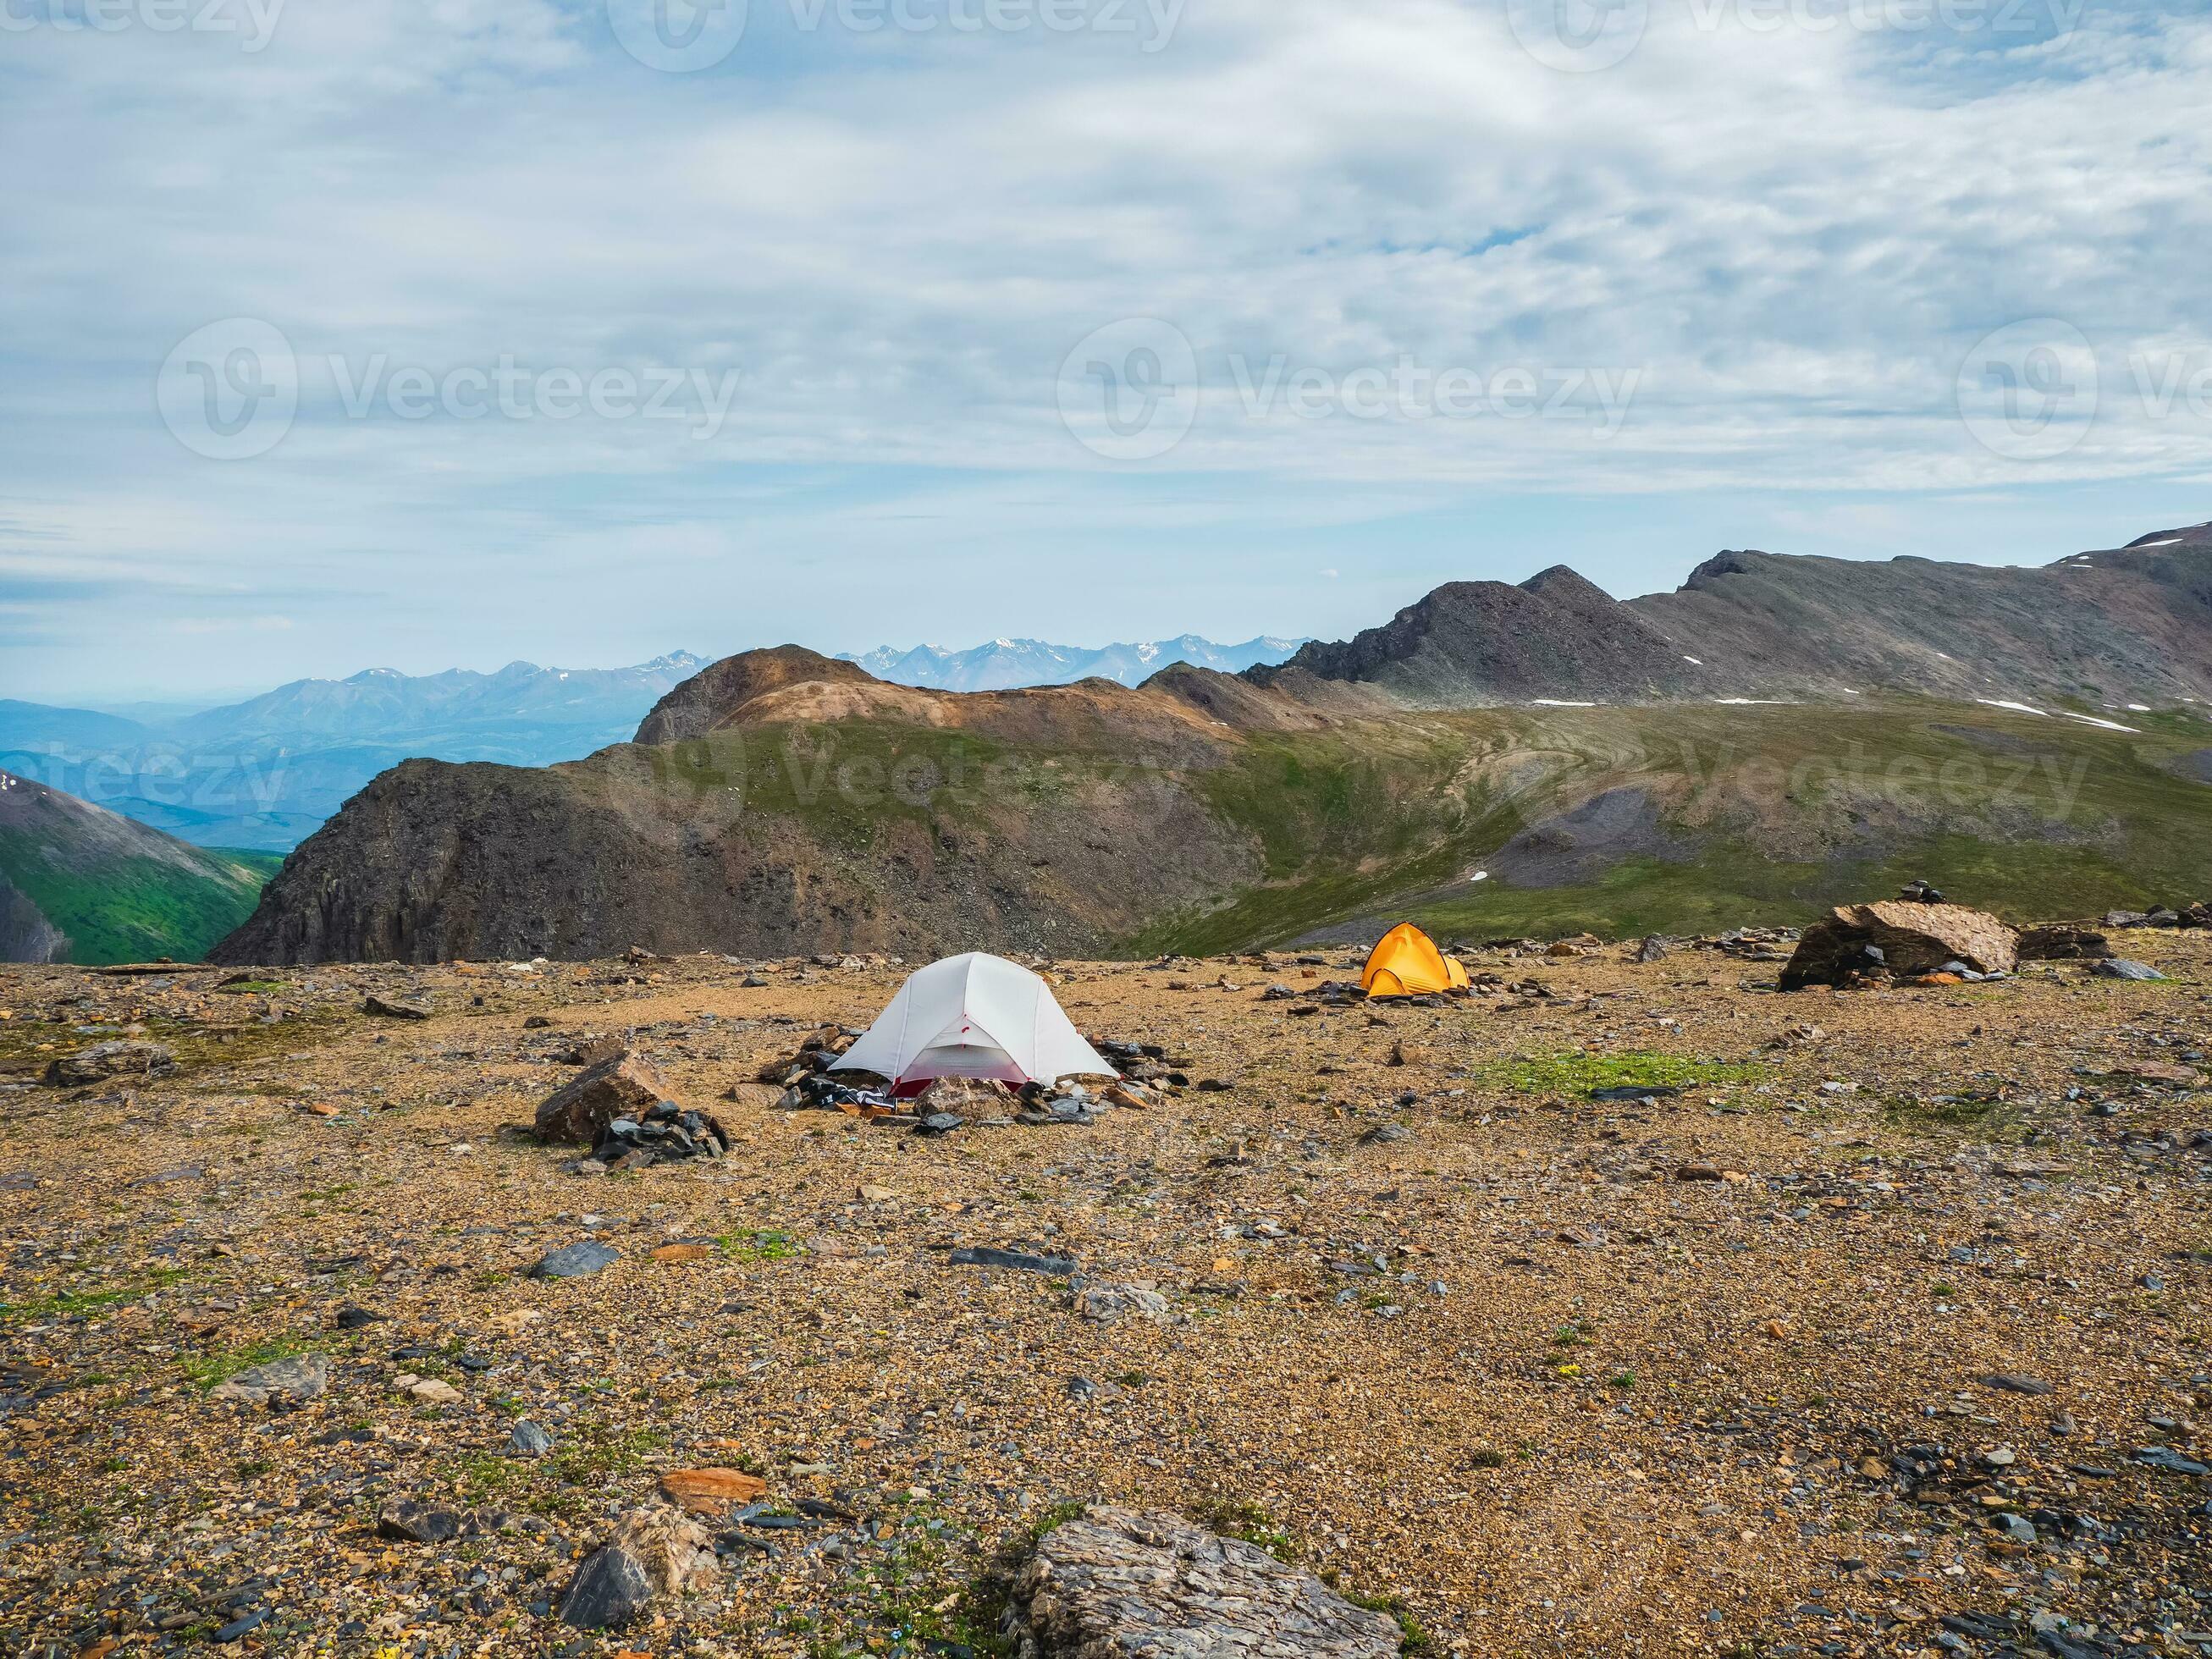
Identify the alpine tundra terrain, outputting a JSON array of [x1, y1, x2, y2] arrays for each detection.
[[216, 525, 2212, 967], [2, 922, 2208, 1656]]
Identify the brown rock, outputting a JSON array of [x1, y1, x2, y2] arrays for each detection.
[[658, 1468, 768, 1517], [2018, 925, 2112, 962], [1780, 901, 2018, 990], [535, 1050, 676, 1144]]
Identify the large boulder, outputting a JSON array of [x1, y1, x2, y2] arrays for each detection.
[[535, 1050, 676, 1144], [1780, 901, 2018, 990], [1008, 1507, 1401, 1658]]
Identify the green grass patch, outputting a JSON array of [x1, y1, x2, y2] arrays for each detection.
[[1189, 1496, 1299, 1562], [717, 1228, 803, 1262], [179, 1333, 323, 1391], [1476, 1050, 1766, 1099]]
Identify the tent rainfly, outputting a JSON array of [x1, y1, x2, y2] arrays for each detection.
[[830, 952, 1116, 1094], [1360, 923, 1470, 999]]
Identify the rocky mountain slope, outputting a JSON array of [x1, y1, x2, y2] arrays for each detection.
[[215, 525, 2212, 965], [1260, 523, 2212, 709], [0, 772, 278, 964]]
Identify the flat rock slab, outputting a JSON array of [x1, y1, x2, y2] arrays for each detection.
[[1011, 1506, 1401, 1658], [532, 1240, 620, 1279], [210, 1353, 329, 1408]]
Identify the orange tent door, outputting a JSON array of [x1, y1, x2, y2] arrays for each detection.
[[1361, 923, 1461, 998]]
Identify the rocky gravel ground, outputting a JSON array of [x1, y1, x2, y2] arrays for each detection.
[[0, 932, 2209, 1658]]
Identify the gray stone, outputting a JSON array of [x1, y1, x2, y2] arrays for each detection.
[[378, 1500, 464, 1543], [210, 1353, 330, 1408], [532, 1240, 619, 1279], [2136, 1446, 2211, 1475], [509, 1420, 554, 1458], [1073, 1284, 1172, 1325], [1008, 1506, 1400, 1658], [2093, 959, 2165, 981], [559, 1545, 653, 1629]]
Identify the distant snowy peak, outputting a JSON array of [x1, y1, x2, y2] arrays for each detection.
[[840, 635, 1307, 692]]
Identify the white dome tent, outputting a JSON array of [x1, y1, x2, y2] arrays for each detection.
[[831, 952, 1115, 1096]]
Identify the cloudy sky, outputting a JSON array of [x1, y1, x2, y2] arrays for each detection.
[[3, 0, 2210, 703]]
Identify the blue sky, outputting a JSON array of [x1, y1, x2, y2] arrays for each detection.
[[3, 0, 2210, 704]]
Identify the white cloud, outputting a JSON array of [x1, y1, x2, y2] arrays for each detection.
[[3, 0, 2210, 694]]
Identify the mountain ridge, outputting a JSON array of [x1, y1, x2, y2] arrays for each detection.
[[214, 522, 2212, 967]]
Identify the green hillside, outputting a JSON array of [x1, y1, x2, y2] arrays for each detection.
[[0, 775, 282, 964], [1128, 699, 2212, 952]]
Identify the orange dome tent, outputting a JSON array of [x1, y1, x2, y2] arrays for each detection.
[[1360, 923, 1470, 998]]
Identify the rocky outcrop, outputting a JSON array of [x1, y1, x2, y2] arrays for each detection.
[[1251, 565, 1715, 708], [0, 871, 65, 964], [1256, 525, 2212, 710], [1009, 1507, 1401, 1658], [633, 646, 875, 745], [1781, 902, 2019, 989], [211, 669, 1265, 965]]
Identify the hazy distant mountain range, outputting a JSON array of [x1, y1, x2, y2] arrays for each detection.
[[840, 636, 1305, 692], [0, 638, 1304, 852], [0, 654, 709, 852]]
